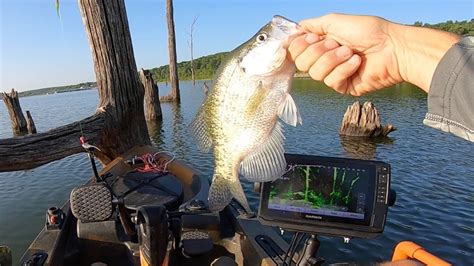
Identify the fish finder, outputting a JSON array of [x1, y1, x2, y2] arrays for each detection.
[[258, 154, 394, 239]]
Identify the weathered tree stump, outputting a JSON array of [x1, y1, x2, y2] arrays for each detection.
[[139, 68, 162, 122], [339, 101, 395, 137], [26, 110, 37, 134], [163, 0, 180, 102], [2, 88, 28, 135], [0, 0, 150, 172], [0, 246, 12, 266], [160, 94, 175, 102]]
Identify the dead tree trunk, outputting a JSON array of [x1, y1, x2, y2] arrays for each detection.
[[162, 0, 180, 102], [187, 16, 198, 86], [0, 0, 150, 172], [26, 111, 37, 134], [339, 101, 395, 137], [139, 68, 162, 122], [2, 89, 28, 135]]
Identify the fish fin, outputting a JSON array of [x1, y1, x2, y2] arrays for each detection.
[[208, 175, 233, 212], [189, 108, 213, 152], [277, 93, 302, 127], [239, 122, 287, 182], [244, 82, 269, 117], [208, 175, 251, 213]]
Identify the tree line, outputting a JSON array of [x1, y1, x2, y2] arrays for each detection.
[[149, 20, 473, 82], [414, 19, 474, 35], [148, 52, 228, 82]]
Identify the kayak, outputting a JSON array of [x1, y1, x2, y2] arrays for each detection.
[[18, 145, 290, 266], [16, 145, 450, 266]]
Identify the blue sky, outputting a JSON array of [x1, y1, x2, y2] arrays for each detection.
[[1, 0, 473, 91]]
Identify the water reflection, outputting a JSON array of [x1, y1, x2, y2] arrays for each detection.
[[147, 119, 164, 147], [340, 136, 394, 160], [1, 79, 472, 265], [170, 103, 187, 158]]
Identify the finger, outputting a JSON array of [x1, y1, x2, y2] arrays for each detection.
[[323, 54, 361, 94], [295, 39, 339, 72], [288, 33, 320, 61], [308, 45, 354, 81]]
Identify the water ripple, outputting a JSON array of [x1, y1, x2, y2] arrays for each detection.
[[0, 80, 473, 265]]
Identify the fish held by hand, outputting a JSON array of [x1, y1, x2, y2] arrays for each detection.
[[190, 15, 302, 212]]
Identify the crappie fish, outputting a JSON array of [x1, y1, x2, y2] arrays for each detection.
[[190, 16, 301, 212]]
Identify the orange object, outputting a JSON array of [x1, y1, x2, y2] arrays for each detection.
[[140, 249, 150, 266], [392, 241, 451, 266]]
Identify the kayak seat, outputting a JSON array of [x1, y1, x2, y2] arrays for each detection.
[[107, 171, 184, 211]]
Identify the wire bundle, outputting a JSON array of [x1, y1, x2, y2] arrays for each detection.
[[135, 152, 175, 173]]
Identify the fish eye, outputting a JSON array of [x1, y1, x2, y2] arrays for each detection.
[[256, 33, 268, 43]]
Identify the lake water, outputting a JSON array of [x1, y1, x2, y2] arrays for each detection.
[[0, 79, 473, 265]]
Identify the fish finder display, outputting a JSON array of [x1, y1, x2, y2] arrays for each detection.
[[268, 164, 369, 221], [258, 154, 391, 238]]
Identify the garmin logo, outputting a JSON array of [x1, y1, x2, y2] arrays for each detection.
[[305, 214, 322, 220]]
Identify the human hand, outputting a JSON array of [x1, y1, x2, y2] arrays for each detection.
[[289, 13, 461, 95]]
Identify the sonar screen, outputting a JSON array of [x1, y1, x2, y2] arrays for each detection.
[[268, 163, 369, 221], [258, 154, 392, 238]]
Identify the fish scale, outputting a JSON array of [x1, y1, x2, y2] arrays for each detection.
[[190, 16, 302, 212]]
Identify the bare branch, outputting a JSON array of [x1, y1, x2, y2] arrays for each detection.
[[0, 114, 105, 172]]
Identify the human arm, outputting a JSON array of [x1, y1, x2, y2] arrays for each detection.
[[423, 36, 474, 142], [288, 13, 461, 95]]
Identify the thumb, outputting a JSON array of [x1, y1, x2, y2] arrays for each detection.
[[299, 14, 340, 36]]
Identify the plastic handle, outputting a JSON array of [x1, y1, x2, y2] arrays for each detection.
[[392, 241, 451, 266]]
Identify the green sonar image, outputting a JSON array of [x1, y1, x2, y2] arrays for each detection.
[[269, 164, 368, 213]]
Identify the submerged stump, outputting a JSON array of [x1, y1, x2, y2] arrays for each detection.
[[139, 68, 162, 122], [0, 246, 12, 266], [339, 101, 395, 137], [26, 110, 37, 134], [2, 88, 28, 135]]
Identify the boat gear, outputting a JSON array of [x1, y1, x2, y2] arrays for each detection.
[[392, 241, 451, 266], [80, 136, 101, 182], [18, 145, 452, 266], [45, 206, 65, 230]]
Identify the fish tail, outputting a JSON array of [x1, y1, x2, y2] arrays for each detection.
[[208, 175, 251, 213], [208, 175, 233, 212]]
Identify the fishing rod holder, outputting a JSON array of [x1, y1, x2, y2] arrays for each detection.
[[45, 206, 65, 230], [80, 136, 101, 182], [297, 234, 324, 266]]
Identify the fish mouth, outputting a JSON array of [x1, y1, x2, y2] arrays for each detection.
[[271, 15, 301, 48], [271, 15, 300, 36]]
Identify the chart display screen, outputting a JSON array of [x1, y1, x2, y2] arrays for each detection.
[[267, 163, 372, 224], [259, 154, 391, 238]]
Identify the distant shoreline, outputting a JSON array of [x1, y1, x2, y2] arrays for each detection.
[[18, 82, 97, 98], [18, 74, 312, 98]]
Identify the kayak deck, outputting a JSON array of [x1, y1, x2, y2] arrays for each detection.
[[20, 145, 290, 265]]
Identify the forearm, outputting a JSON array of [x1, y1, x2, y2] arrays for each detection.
[[389, 23, 461, 92]]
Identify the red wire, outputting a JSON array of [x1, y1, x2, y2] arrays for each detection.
[[135, 153, 169, 173]]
